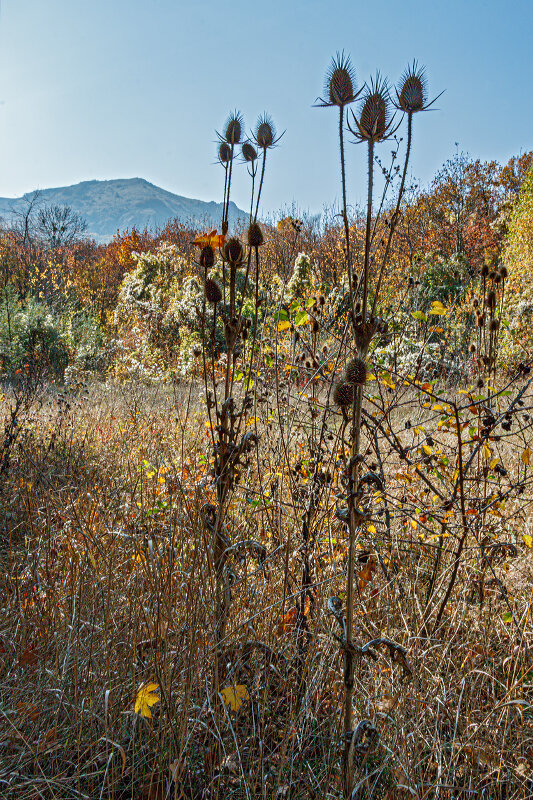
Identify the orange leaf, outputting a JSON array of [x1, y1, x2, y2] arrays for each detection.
[[193, 230, 225, 249], [358, 560, 375, 592]]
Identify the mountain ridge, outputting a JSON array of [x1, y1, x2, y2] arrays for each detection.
[[0, 177, 246, 243]]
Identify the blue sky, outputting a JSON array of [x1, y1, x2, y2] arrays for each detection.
[[0, 0, 531, 218]]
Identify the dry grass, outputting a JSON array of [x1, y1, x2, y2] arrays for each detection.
[[1, 375, 533, 800]]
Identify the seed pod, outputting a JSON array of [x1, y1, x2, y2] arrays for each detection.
[[247, 222, 264, 247], [477, 313, 485, 328], [224, 111, 243, 144], [192, 345, 202, 358], [312, 319, 319, 333], [486, 290, 496, 311], [294, 329, 300, 344], [333, 382, 354, 408], [200, 245, 215, 270], [242, 142, 257, 162], [490, 318, 500, 332], [318, 294, 325, 305], [224, 237, 244, 265], [477, 377, 484, 388], [255, 114, 276, 149], [500, 266, 508, 279], [345, 357, 367, 385], [396, 63, 427, 113], [481, 265, 489, 278], [205, 277, 222, 304], [325, 52, 357, 107], [489, 271, 496, 281], [219, 142, 232, 163], [472, 298, 479, 309], [469, 343, 476, 354]]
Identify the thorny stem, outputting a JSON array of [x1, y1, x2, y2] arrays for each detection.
[[371, 112, 413, 316], [339, 105, 356, 329], [361, 140, 374, 323], [254, 149, 267, 223]]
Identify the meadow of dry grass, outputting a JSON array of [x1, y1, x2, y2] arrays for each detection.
[[1, 372, 532, 800]]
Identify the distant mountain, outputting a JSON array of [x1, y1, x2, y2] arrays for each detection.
[[0, 178, 246, 243]]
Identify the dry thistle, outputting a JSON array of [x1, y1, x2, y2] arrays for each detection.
[[219, 142, 232, 164], [242, 142, 258, 162], [205, 277, 222, 304], [200, 245, 215, 270], [315, 51, 361, 108], [334, 382, 354, 408], [223, 111, 243, 144], [247, 222, 264, 247], [345, 357, 367, 385], [500, 265, 508, 279], [486, 290, 496, 311], [348, 74, 396, 143], [223, 238, 244, 266]]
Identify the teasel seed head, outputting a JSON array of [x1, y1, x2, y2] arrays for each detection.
[[469, 343, 476, 354], [242, 142, 258, 162], [312, 319, 319, 333], [500, 266, 508, 279], [254, 113, 281, 150], [477, 377, 485, 389], [477, 313, 485, 327], [349, 74, 394, 143], [333, 381, 354, 408], [318, 293, 325, 305], [205, 277, 222, 304], [247, 222, 264, 247], [494, 273, 502, 284], [355, 301, 361, 314], [489, 270, 496, 281], [490, 318, 500, 332], [322, 51, 359, 107], [294, 329, 300, 344], [219, 142, 232, 164], [473, 298, 479, 309], [223, 111, 243, 145], [192, 344, 202, 358], [200, 245, 215, 270], [345, 357, 367, 385], [486, 290, 496, 311], [481, 265, 489, 278], [395, 62, 428, 113], [224, 237, 244, 266]]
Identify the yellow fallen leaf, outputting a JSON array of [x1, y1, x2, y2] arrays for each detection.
[[522, 448, 531, 466], [522, 534, 533, 548], [134, 682, 160, 719], [277, 320, 291, 332], [220, 684, 248, 712]]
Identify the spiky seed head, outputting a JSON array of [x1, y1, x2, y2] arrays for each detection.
[[224, 111, 243, 144], [247, 222, 264, 247], [318, 294, 325, 305], [477, 313, 485, 327], [325, 52, 357, 107], [333, 382, 354, 408], [477, 377, 484, 388], [205, 278, 222, 304], [345, 357, 367, 385], [312, 319, 319, 333], [489, 271, 496, 280], [500, 266, 508, 279], [486, 290, 496, 310], [294, 329, 300, 344], [473, 298, 479, 309], [200, 245, 215, 270], [219, 142, 232, 163], [396, 63, 427, 113], [242, 142, 257, 162], [352, 75, 392, 143], [469, 343, 476, 354], [494, 273, 502, 284], [355, 301, 361, 314], [255, 114, 276, 149], [224, 237, 244, 265], [490, 318, 500, 332], [481, 265, 489, 278]]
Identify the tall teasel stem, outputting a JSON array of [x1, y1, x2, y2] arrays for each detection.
[[254, 149, 267, 223], [339, 106, 356, 328], [362, 140, 374, 322]]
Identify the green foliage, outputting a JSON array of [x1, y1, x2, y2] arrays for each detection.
[[0, 286, 69, 376], [416, 251, 473, 309]]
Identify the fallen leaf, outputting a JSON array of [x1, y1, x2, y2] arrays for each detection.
[[134, 682, 160, 719], [377, 691, 399, 713], [220, 684, 249, 712]]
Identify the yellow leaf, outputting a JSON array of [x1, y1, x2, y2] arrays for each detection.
[[246, 417, 259, 427], [422, 445, 432, 456], [134, 683, 160, 719], [277, 320, 291, 332], [489, 457, 499, 470], [522, 534, 533, 548], [522, 448, 531, 466], [429, 301, 446, 316], [483, 443, 491, 460], [220, 684, 248, 712], [366, 524, 377, 534]]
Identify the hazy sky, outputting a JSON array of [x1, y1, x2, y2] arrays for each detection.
[[0, 0, 531, 218]]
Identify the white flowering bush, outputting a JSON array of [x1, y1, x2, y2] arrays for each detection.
[[286, 252, 313, 302]]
